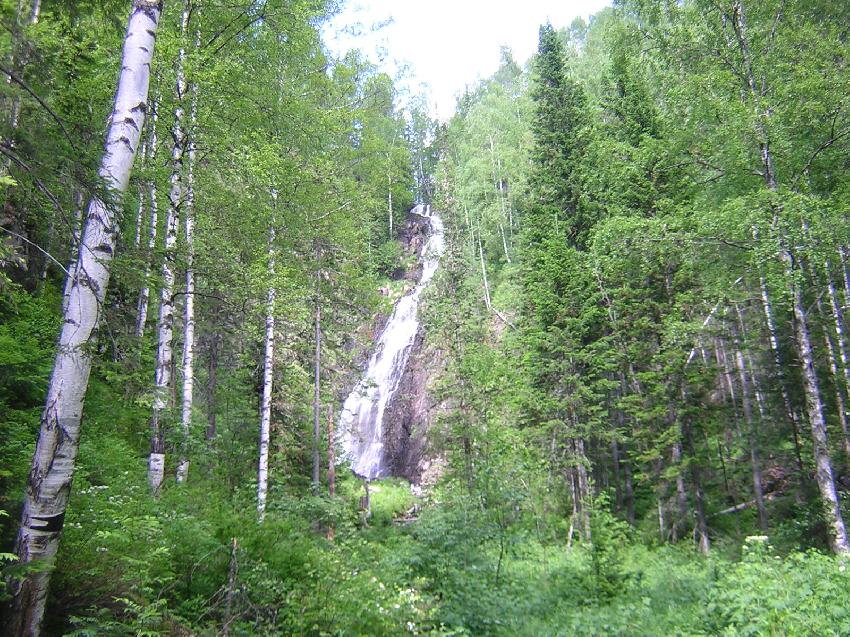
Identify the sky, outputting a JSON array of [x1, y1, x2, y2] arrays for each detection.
[[325, 0, 612, 121]]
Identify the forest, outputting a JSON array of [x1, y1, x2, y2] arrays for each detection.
[[3, 0, 850, 635]]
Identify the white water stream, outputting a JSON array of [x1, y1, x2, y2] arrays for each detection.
[[340, 204, 445, 479]]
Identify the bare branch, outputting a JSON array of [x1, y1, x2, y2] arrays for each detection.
[[0, 227, 69, 274], [0, 64, 77, 150]]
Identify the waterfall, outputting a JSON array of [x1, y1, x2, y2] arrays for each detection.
[[340, 204, 444, 479]]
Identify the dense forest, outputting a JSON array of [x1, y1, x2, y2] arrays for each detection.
[[3, 0, 850, 634]]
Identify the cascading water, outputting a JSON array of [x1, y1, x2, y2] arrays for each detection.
[[340, 204, 445, 479]]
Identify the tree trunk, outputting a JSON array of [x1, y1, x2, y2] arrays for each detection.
[[327, 405, 336, 498], [824, 258, 850, 455], [133, 137, 147, 249], [611, 437, 623, 514], [729, 0, 807, 479], [177, 12, 199, 483], [756, 262, 805, 474], [387, 167, 393, 238], [623, 449, 635, 525], [567, 467, 578, 549], [813, 278, 850, 457], [206, 330, 219, 441], [149, 1, 192, 492], [477, 223, 492, 310], [671, 439, 688, 543], [573, 437, 591, 542], [784, 245, 850, 552], [257, 221, 276, 520], [135, 96, 159, 338], [838, 245, 850, 309], [8, 4, 161, 634], [222, 538, 238, 637], [312, 259, 322, 495], [682, 410, 710, 555], [732, 319, 768, 531], [487, 133, 511, 262]]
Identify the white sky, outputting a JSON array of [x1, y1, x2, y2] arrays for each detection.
[[325, 0, 612, 120]]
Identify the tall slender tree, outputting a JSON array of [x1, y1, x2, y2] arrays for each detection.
[[8, 2, 162, 633]]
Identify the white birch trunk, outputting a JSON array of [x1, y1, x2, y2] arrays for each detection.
[[133, 137, 147, 248], [327, 405, 336, 498], [477, 224, 492, 310], [312, 267, 322, 494], [573, 437, 591, 542], [135, 97, 158, 338], [782, 245, 850, 552], [838, 245, 850, 310], [813, 282, 850, 456], [486, 134, 512, 262], [257, 222, 276, 520], [149, 2, 190, 491], [824, 260, 850, 449], [9, 4, 161, 634], [387, 167, 393, 238], [499, 222, 511, 264], [737, 0, 850, 539], [148, 190, 177, 493], [177, 15, 199, 483], [733, 337, 768, 531], [133, 189, 145, 247]]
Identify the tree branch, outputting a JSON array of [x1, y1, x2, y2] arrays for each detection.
[[0, 64, 77, 151], [0, 227, 69, 274]]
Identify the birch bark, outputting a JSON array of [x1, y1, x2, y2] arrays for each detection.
[[9, 3, 161, 634], [732, 323, 768, 531], [149, 1, 191, 491], [785, 246, 850, 551], [727, 0, 847, 550], [135, 96, 158, 337], [824, 260, 850, 454], [812, 278, 850, 455], [312, 253, 322, 494], [177, 15, 199, 483], [477, 224, 492, 310], [133, 137, 147, 248], [327, 405, 336, 498], [258, 214, 276, 520]]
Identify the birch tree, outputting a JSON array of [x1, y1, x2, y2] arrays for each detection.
[[135, 96, 159, 338], [177, 13, 200, 484], [7, 2, 162, 633], [257, 220, 276, 521], [149, 0, 190, 492]]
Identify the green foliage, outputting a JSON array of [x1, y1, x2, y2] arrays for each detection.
[[374, 239, 404, 277], [4, 0, 850, 633], [588, 494, 630, 599]]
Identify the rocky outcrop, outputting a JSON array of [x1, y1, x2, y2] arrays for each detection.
[[382, 325, 440, 483]]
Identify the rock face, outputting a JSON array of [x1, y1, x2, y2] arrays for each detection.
[[381, 212, 441, 484]]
